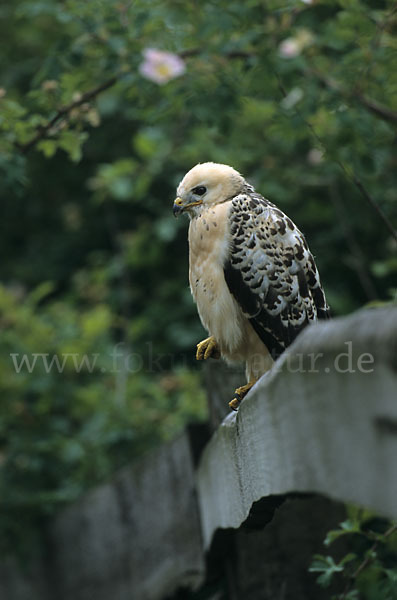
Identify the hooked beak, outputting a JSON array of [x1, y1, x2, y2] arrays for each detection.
[[172, 197, 203, 217], [173, 197, 184, 217]]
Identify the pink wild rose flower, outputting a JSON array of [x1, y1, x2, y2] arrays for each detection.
[[139, 49, 186, 85]]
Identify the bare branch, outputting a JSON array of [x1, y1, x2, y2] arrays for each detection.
[[17, 76, 119, 154], [15, 48, 254, 155], [329, 184, 378, 301], [308, 69, 397, 125], [351, 174, 397, 242], [340, 524, 397, 600], [355, 93, 397, 124], [277, 73, 397, 243]]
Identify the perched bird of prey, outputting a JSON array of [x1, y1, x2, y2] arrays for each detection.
[[173, 163, 330, 410]]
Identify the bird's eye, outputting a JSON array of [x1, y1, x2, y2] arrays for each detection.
[[192, 186, 207, 196]]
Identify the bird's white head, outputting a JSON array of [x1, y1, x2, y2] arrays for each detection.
[[173, 162, 245, 217]]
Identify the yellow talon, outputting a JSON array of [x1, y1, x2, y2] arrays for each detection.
[[196, 336, 220, 361], [229, 380, 258, 411], [229, 397, 241, 411]]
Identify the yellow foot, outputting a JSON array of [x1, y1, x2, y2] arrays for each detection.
[[196, 336, 221, 361], [229, 380, 257, 411]]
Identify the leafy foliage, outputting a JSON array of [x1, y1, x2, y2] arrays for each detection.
[[0, 0, 396, 559], [0, 283, 206, 557], [310, 508, 397, 599]]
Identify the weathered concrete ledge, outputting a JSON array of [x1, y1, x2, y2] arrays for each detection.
[[1, 307, 396, 599], [51, 432, 205, 600], [197, 307, 397, 549], [0, 432, 205, 600]]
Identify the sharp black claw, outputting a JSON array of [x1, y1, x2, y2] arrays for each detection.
[[229, 395, 241, 411]]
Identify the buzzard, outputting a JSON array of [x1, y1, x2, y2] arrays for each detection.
[[173, 163, 330, 410]]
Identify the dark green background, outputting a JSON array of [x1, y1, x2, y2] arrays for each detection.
[[0, 0, 395, 557]]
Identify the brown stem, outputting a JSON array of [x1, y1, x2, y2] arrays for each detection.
[[351, 175, 397, 242], [329, 184, 378, 301], [17, 76, 119, 154], [16, 47, 255, 155], [307, 68, 397, 125], [355, 93, 397, 124], [340, 525, 397, 600], [276, 73, 397, 243]]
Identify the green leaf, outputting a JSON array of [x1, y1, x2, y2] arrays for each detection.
[[324, 519, 361, 546], [37, 139, 57, 158], [58, 130, 88, 162], [309, 555, 345, 588]]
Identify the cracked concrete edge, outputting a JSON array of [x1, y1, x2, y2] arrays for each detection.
[[197, 307, 397, 550]]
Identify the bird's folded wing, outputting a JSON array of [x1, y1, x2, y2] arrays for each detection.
[[223, 192, 330, 358]]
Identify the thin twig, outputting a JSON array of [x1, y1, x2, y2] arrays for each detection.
[[308, 5, 397, 124], [340, 524, 397, 600], [337, 159, 397, 243], [307, 69, 397, 125], [17, 76, 119, 154], [13, 2, 397, 154], [355, 93, 397, 124], [16, 48, 254, 155], [351, 174, 397, 242], [329, 184, 378, 300], [276, 73, 397, 242], [180, 48, 254, 60]]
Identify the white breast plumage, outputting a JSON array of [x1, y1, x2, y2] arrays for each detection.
[[188, 201, 246, 354]]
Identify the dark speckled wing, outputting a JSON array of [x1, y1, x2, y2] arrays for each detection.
[[223, 189, 330, 358]]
